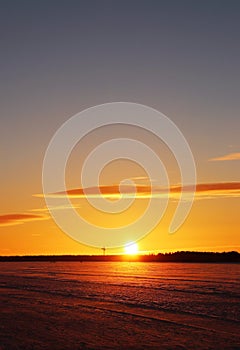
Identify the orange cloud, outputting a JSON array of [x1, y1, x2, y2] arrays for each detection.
[[31, 204, 82, 213], [171, 182, 240, 193], [172, 182, 240, 200], [0, 213, 49, 227], [209, 152, 240, 161], [55, 184, 151, 198], [40, 182, 240, 200]]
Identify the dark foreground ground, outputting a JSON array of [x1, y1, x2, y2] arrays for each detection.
[[1, 290, 240, 350], [1, 261, 240, 349]]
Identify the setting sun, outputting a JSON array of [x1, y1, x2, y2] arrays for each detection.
[[124, 243, 138, 255]]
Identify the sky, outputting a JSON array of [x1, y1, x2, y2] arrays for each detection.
[[0, 0, 239, 255]]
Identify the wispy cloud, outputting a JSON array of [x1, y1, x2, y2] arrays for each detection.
[[209, 152, 240, 161], [0, 213, 49, 227], [169, 182, 240, 200], [1, 182, 239, 228], [0, 204, 82, 228], [31, 204, 82, 213], [38, 182, 240, 200]]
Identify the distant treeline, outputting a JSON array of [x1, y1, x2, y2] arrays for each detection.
[[0, 251, 239, 263]]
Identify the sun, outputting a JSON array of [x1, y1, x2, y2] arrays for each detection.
[[124, 242, 138, 255]]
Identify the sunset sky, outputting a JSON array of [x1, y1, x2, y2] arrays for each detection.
[[1, 1, 239, 255]]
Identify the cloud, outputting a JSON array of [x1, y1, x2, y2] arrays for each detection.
[[169, 182, 240, 201], [209, 152, 240, 161], [38, 182, 240, 200], [0, 205, 83, 228], [54, 184, 152, 198], [1, 182, 239, 228], [172, 182, 240, 193], [0, 213, 49, 227], [31, 204, 82, 213]]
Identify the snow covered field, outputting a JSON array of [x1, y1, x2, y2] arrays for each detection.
[[1, 262, 240, 349]]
